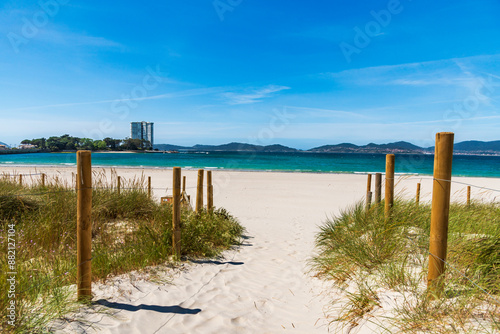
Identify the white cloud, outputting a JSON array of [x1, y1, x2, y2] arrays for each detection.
[[222, 85, 290, 105], [324, 54, 500, 87], [284, 105, 368, 120], [37, 29, 123, 49]]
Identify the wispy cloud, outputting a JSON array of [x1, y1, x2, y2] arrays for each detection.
[[324, 54, 500, 87], [284, 106, 368, 120], [0, 7, 122, 50], [38, 29, 123, 49], [222, 85, 290, 105], [0, 87, 225, 113]]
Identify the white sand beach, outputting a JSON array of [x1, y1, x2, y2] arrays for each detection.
[[2, 166, 499, 333]]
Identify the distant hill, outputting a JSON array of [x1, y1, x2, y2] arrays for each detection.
[[309, 141, 425, 154], [426, 140, 500, 154], [154, 140, 500, 155], [453, 140, 500, 154], [153, 144, 192, 151], [154, 142, 298, 152]]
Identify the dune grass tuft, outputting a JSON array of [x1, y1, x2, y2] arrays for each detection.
[[313, 198, 500, 333]]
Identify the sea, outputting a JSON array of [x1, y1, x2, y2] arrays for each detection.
[[0, 152, 499, 178]]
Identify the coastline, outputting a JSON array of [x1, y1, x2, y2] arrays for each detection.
[[2, 149, 500, 156], [1, 162, 500, 179], [2, 151, 500, 178], [2, 166, 499, 204]]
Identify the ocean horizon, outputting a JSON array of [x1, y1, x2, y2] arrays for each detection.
[[1, 151, 500, 178]]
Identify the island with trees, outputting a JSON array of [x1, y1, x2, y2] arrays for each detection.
[[20, 134, 153, 152]]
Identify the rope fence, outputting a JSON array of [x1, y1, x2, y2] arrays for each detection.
[[360, 132, 499, 327], [0, 158, 216, 329], [371, 175, 500, 194]]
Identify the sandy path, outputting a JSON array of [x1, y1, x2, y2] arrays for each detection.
[[2, 166, 498, 333], [66, 170, 360, 333]]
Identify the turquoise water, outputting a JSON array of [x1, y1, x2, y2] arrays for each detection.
[[1, 152, 499, 177]]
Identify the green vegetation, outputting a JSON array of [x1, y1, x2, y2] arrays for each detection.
[[21, 134, 152, 152], [313, 198, 500, 333], [0, 172, 243, 333]]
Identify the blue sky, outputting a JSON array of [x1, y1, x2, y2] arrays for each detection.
[[1, 0, 499, 149]]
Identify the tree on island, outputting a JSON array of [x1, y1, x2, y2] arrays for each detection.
[[21, 135, 152, 152]]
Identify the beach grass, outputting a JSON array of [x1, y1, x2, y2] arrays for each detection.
[[0, 171, 244, 333], [312, 198, 500, 333]]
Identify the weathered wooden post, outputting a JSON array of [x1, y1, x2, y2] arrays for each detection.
[[77, 151, 92, 301], [41, 173, 46, 187], [207, 171, 213, 211], [375, 173, 382, 204], [172, 167, 181, 260], [427, 132, 454, 296], [196, 169, 204, 213], [385, 154, 395, 218], [467, 186, 471, 206], [19, 174, 22, 186], [117, 176, 121, 195], [416, 183, 421, 206], [182, 176, 186, 193], [366, 174, 372, 212], [148, 176, 151, 199]]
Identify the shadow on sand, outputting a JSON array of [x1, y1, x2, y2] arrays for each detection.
[[94, 300, 201, 314]]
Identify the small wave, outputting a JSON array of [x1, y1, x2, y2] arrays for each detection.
[[354, 171, 383, 175]]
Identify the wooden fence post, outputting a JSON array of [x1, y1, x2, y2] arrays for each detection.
[[427, 132, 454, 296], [117, 176, 121, 195], [196, 169, 204, 213], [467, 186, 471, 206], [207, 171, 213, 211], [416, 183, 421, 206], [172, 167, 181, 260], [385, 154, 395, 218], [77, 150, 92, 301], [41, 173, 46, 187], [19, 174, 22, 186], [366, 174, 372, 212], [375, 173, 382, 205], [183, 176, 186, 193], [148, 176, 151, 199]]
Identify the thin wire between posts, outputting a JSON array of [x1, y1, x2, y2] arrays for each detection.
[[16, 255, 93, 297], [430, 252, 500, 333], [405, 235, 500, 306], [1, 173, 196, 314], [2, 189, 76, 198], [1, 180, 187, 297], [16, 239, 137, 298], [429, 251, 500, 306], [395, 175, 500, 194], [403, 236, 500, 333], [0, 187, 192, 199], [1, 173, 44, 177], [434, 178, 500, 194]]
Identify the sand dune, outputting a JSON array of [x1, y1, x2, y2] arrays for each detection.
[[2, 166, 499, 333]]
